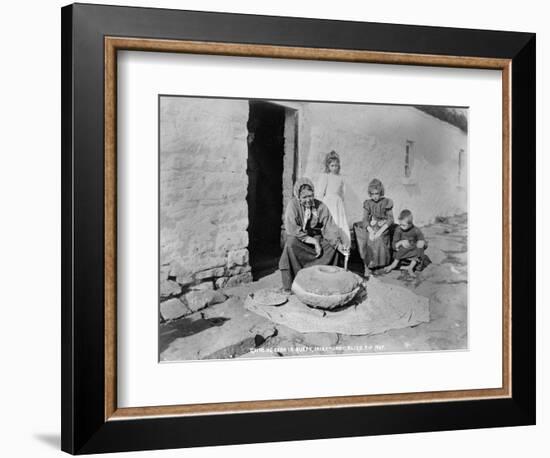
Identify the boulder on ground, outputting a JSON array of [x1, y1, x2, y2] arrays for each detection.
[[185, 290, 228, 313], [160, 298, 190, 321]]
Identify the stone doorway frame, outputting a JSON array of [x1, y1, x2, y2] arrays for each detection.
[[263, 100, 301, 248]]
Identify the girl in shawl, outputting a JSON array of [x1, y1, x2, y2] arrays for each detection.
[[316, 151, 351, 251], [355, 178, 394, 276], [278, 177, 347, 291]]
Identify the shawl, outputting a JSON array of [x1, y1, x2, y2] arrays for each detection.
[[285, 177, 340, 246], [293, 177, 318, 230]]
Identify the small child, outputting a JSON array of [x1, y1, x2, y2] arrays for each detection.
[[384, 209, 430, 277], [355, 178, 394, 276]]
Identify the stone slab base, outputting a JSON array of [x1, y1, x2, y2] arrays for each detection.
[[245, 277, 430, 336]]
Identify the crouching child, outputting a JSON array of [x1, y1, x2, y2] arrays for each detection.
[[384, 209, 431, 276]]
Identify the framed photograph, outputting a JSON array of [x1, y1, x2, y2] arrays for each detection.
[[61, 3, 536, 454]]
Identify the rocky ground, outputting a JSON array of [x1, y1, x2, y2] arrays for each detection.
[[160, 214, 468, 361]]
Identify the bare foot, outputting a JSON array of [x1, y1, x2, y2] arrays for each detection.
[[363, 266, 372, 277], [384, 265, 393, 274], [404, 268, 416, 278]]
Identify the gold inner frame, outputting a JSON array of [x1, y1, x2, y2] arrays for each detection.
[[104, 37, 512, 421]]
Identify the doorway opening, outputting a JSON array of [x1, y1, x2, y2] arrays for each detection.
[[246, 100, 298, 280]]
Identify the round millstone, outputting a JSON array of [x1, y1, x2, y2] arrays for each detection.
[[291, 265, 361, 310]]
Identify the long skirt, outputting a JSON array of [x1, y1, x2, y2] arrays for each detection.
[[278, 235, 340, 290], [321, 194, 351, 249], [353, 223, 391, 268]]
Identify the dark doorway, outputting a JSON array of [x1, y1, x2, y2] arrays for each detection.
[[247, 101, 286, 279]]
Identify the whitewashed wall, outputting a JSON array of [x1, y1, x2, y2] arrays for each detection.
[[300, 104, 468, 226]]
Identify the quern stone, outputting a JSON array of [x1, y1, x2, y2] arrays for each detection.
[[291, 265, 361, 310]]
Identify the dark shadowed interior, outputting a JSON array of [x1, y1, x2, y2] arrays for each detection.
[[246, 101, 285, 279]]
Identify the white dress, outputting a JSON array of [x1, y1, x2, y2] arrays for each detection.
[[316, 173, 351, 249]]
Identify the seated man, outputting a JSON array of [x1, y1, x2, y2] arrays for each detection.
[[279, 177, 348, 291]]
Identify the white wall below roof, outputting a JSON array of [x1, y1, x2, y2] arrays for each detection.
[[0, 1, 545, 458], [300, 103, 468, 225]]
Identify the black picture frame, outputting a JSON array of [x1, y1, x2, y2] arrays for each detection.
[[61, 3, 535, 454]]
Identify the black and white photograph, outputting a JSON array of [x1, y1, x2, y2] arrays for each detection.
[[159, 96, 469, 361]]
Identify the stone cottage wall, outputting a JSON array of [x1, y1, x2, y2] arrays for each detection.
[[300, 104, 468, 227], [159, 97, 252, 306]]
